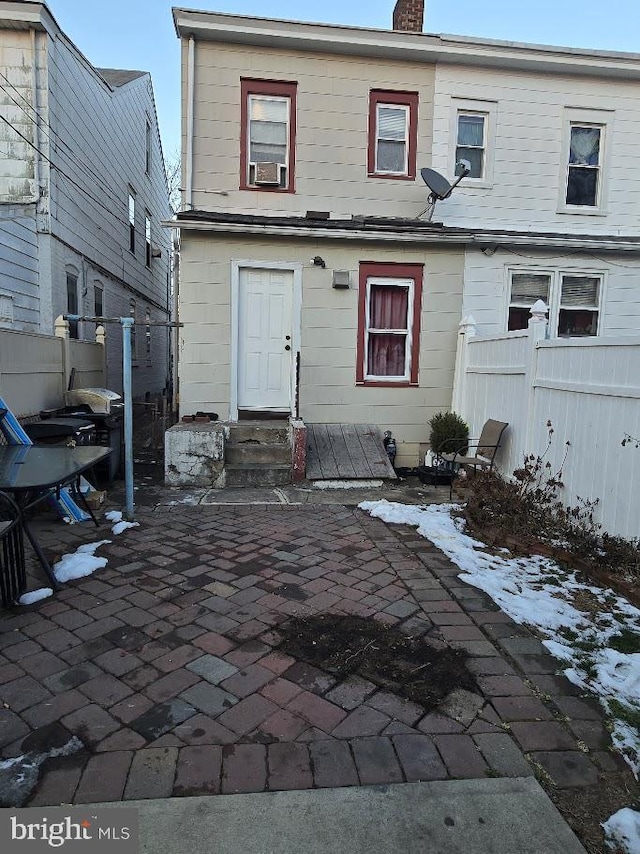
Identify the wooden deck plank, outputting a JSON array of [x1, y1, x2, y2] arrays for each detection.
[[359, 424, 397, 479], [305, 424, 324, 480], [327, 424, 358, 479], [342, 423, 375, 478], [312, 423, 340, 479], [306, 423, 396, 480]]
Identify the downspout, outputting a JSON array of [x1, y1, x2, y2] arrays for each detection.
[[30, 28, 40, 201], [185, 35, 195, 210]]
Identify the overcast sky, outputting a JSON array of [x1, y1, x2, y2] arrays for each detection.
[[45, 0, 640, 158]]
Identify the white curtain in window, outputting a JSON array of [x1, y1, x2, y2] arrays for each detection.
[[457, 115, 484, 146], [378, 107, 406, 140], [569, 127, 600, 166], [511, 273, 551, 304], [561, 276, 599, 306], [250, 98, 287, 123]]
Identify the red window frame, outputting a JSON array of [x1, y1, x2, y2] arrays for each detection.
[[240, 78, 297, 193], [367, 90, 419, 180], [356, 262, 423, 387]]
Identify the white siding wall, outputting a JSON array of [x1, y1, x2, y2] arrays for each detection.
[[1, 20, 172, 401], [179, 233, 465, 466], [457, 328, 640, 539], [0, 208, 38, 329], [431, 64, 640, 236], [47, 33, 171, 308], [186, 41, 435, 220], [0, 30, 38, 202], [461, 246, 640, 337]]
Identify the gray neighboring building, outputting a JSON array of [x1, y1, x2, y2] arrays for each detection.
[[0, 0, 171, 399]]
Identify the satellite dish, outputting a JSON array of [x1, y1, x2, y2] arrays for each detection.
[[418, 162, 470, 220]]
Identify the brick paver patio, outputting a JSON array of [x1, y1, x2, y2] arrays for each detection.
[[0, 503, 628, 805]]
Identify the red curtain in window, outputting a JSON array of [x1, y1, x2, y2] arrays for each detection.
[[370, 285, 408, 328], [368, 285, 409, 376]]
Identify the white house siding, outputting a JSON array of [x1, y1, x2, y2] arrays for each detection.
[[460, 247, 640, 337], [179, 232, 465, 467], [431, 64, 640, 236], [47, 34, 171, 316], [50, 237, 169, 397], [0, 5, 171, 401], [0, 208, 38, 329], [184, 40, 435, 220], [0, 29, 37, 202]]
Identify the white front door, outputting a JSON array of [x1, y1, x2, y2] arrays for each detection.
[[238, 267, 293, 411]]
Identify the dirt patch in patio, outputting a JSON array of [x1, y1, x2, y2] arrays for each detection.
[[278, 614, 477, 710]]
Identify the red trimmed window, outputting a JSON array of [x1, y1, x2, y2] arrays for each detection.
[[356, 262, 423, 386], [368, 90, 418, 179], [240, 78, 297, 193]]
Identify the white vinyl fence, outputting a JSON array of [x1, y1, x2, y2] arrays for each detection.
[[0, 318, 105, 418], [453, 314, 640, 539]]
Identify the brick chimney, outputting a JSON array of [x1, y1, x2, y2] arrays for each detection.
[[392, 0, 425, 33]]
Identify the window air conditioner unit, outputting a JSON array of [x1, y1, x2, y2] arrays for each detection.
[[254, 161, 282, 185]]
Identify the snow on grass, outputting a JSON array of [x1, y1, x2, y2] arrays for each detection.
[[18, 588, 53, 605], [602, 808, 640, 854], [105, 509, 140, 535], [53, 540, 111, 583], [359, 499, 640, 778]]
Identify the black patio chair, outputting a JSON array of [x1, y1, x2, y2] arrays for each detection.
[[0, 490, 27, 607], [441, 419, 509, 499]]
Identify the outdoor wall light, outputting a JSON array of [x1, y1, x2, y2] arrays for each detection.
[[311, 256, 326, 268]]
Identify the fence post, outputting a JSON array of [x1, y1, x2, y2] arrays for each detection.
[[54, 314, 71, 394], [451, 315, 476, 419], [523, 300, 549, 456], [95, 324, 107, 386]]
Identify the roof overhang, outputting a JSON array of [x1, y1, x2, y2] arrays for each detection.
[[0, 1, 58, 36], [172, 8, 640, 81], [165, 212, 640, 254]]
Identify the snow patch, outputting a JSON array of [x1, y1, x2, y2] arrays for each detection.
[[104, 510, 139, 535], [18, 588, 53, 605], [602, 808, 640, 854], [359, 499, 640, 777], [53, 540, 111, 583], [314, 480, 383, 490]]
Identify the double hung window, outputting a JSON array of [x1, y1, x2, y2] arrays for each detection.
[[241, 79, 297, 192], [368, 91, 418, 179], [566, 124, 601, 207], [357, 263, 423, 385], [456, 113, 486, 178], [507, 270, 601, 337]]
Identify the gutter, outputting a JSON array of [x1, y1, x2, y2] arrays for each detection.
[[166, 217, 640, 254], [172, 9, 640, 81], [185, 36, 195, 210]]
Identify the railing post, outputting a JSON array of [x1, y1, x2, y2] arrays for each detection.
[[121, 317, 135, 521], [95, 324, 107, 386], [523, 300, 549, 455], [54, 314, 71, 394], [451, 314, 476, 419]]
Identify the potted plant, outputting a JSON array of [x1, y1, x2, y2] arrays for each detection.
[[418, 411, 469, 485]]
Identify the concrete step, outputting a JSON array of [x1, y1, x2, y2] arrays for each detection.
[[225, 463, 291, 487], [229, 422, 289, 445], [225, 443, 291, 466]]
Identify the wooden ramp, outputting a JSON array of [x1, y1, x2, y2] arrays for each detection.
[[306, 424, 397, 480]]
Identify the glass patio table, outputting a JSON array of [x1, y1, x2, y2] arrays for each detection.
[[0, 445, 112, 590]]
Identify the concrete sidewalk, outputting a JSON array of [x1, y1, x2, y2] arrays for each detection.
[[100, 778, 586, 854], [0, 482, 630, 851]]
